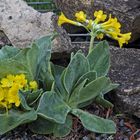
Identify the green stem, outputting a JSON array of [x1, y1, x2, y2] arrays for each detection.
[[88, 35, 95, 54]]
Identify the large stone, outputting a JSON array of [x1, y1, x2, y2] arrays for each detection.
[[0, 0, 49, 47], [54, 0, 140, 41], [109, 47, 140, 118], [0, 0, 71, 53], [0, 0, 53, 48]]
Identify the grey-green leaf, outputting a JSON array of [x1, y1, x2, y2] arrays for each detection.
[[95, 96, 114, 108], [36, 36, 54, 90], [94, 83, 119, 108], [0, 45, 20, 59], [53, 115, 72, 137], [37, 91, 71, 124], [74, 71, 97, 88], [75, 77, 112, 105], [68, 79, 87, 107], [51, 63, 68, 99], [72, 109, 116, 134], [87, 41, 110, 77], [0, 59, 28, 79], [18, 91, 32, 111], [0, 109, 37, 135], [26, 89, 43, 105], [29, 116, 55, 134], [102, 83, 119, 95], [64, 52, 90, 94]]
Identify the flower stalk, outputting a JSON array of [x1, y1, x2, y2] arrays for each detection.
[[89, 33, 95, 54]]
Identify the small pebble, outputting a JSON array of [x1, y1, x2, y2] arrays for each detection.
[[119, 119, 124, 127]]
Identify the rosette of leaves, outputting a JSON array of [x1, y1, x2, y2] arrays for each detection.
[[29, 41, 118, 137], [0, 35, 54, 135]]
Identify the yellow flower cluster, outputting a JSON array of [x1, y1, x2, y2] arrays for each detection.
[[58, 10, 131, 48], [0, 74, 38, 110]]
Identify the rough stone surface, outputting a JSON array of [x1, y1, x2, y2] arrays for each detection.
[[54, 0, 140, 41], [68, 42, 140, 118], [109, 47, 140, 118], [0, 0, 71, 53], [52, 16, 71, 54], [0, 31, 11, 47], [0, 0, 54, 48]]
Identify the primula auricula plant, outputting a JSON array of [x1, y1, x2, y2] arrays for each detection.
[[0, 10, 131, 137]]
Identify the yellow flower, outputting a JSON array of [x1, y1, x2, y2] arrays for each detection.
[[0, 74, 27, 109], [58, 13, 78, 26], [14, 74, 27, 88], [117, 33, 131, 48], [0, 86, 5, 101], [7, 84, 20, 107], [94, 10, 107, 23], [0, 74, 39, 110], [75, 11, 87, 22], [0, 101, 8, 109], [29, 81, 38, 90], [97, 33, 104, 39], [98, 15, 131, 47], [1, 74, 15, 88], [7, 74, 15, 81], [106, 31, 118, 39], [87, 19, 93, 29], [101, 16, 121, 33]]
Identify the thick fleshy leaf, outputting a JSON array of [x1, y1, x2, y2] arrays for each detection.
[[53, 115, 72, 137], [74, 71, 97, 88], [18, 89, 43, 110], [35, 36, 54, 90], [78, 99, 93, 108], [51, 63, 67, 99], [25, 89, 43, 105], [0, 109, 37, 135], [68, 79, 87, 107], [35, 35, 52, 63], [87, 41, 110, 77], [74, 77, 112, 105], [94, 83, 119, 108], [51, 64, 65, 85], [29, 116, 55, 134], [0, 59, 28, 79], [64, 52, 90, 94], [0, 45, 20, 59], [29, 115, 72, 137], [37, 91, 71, 123], [95, 96, 114, 108], [102, 83, 119, 95], [18, 91, 32, 111], [72, 109, 116, 134], [11, 43, 40, 81]]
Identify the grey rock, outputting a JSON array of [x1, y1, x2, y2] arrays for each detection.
[[52, 16, 72, 54], [54, 0, 140, 41], [109, 47, 140, 118], [0, 0, 54, 48], [0, 31, 11, 47], [0, 0, 71, 53]]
